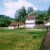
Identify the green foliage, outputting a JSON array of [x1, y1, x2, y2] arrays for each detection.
[[15, 7, 27, 23], [35, 10, 48, 24], [27, 7, 34, 14], [35, 20, 44, 24], [11, 18, 17, 23], [14, 6, 50, 23], [0, 15, 12, 27], [48, 6, 50, 15], [48, 6, 50, 19], [15, 7, 35, 23]]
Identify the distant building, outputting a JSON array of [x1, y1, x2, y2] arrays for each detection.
[[45, 19, 50, 29], [25, 16, 36, 28], [45, 19, 50, 26], [8, 22, 25, 29]]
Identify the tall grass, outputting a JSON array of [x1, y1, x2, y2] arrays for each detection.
[[0, 28, 46, 50]]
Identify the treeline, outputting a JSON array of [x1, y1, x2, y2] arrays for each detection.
[[14, 6, 50, 24], [0, 15, 12, 27], [0, 6, 50, 27], [15, 7, 35, 23]]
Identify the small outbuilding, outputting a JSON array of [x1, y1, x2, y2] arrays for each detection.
[[45, 19, 50, 29], [8, 22, 25, 29]]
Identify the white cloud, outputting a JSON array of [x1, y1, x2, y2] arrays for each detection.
[[3, 0, 37, 18]]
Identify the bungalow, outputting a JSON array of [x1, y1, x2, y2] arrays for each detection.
[[25, 16, 36, 28], [8, 22, 25, 29], [45, 19, 50, 26]]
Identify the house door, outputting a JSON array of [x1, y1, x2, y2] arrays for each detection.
[[18, 25, 19, 28]]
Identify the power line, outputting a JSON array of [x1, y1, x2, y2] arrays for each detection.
[[18, 11, 34, 22]]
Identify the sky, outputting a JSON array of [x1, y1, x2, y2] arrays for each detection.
[[0, 0, 50, 18]]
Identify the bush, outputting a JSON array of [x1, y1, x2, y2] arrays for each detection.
[[35, 20, 44, 25]]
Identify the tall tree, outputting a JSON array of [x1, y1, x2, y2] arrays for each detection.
[[35, 10, 48, 24], [27, 7, 34, 16], [15, 7, 27, 23], [27, 7, 34, 13], [48, 6, 50, 18]]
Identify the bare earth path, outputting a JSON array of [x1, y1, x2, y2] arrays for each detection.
[[40, 29, 50, 50]]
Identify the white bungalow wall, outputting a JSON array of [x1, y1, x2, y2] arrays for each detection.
[[25, 20, 35, 28], [8, 26, 15, 29]]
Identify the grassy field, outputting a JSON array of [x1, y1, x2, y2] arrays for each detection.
[[0, 28, 46, 50]]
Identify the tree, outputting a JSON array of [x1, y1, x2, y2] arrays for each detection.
[[35, 20, 44, 25], [0, 15, 12, 27], [15, 7, 27, 23], [48, 6, 50, 15], [48, 6, 50, 18], [27, 7, 34, 16], [35, 10, 48, 24], [27, 7, 34, 13]]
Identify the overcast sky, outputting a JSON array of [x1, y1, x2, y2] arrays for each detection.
[[0, 0, 50, 18]]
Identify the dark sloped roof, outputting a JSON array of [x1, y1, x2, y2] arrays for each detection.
[[9, 22, 17, 26], [9, 22, 24, 26]]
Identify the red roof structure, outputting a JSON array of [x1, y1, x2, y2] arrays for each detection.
[[26, 16, 35, 20]]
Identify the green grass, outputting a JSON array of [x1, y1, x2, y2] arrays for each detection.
[[0, 28, 46, 50]]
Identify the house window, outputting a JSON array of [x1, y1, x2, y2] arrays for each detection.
[[26, 23, 35, 24]]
